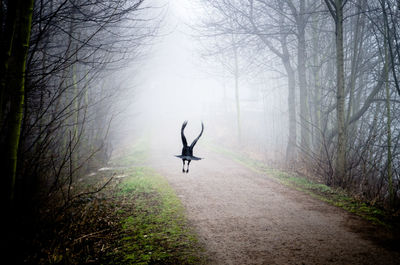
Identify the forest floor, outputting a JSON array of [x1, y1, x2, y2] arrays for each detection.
[[149, 144, 400, 265]]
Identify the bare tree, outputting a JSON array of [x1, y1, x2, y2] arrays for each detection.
[[197, 0, 400, 207], [0, 0, 159, 208]]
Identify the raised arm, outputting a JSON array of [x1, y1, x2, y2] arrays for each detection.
[[190, 122, 204, 149], [181, 120, 188, 147]]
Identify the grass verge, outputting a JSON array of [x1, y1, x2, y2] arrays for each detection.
[[108, 141, 205, 264], [109, 166, 205, 264], [208, 144, 392, 228]]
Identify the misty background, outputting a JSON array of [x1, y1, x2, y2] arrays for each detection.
[[114, 0, 288, 165]]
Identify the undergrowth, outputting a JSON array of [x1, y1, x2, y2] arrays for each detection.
[[15, 138, 205, 264]]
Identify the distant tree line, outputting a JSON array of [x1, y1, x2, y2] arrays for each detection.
[[0, 0, 157, 211], [198, 0, 400, 208]]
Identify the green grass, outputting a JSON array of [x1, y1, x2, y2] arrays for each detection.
[[107, 140, 205, 264], [208, 144, 389, 227]]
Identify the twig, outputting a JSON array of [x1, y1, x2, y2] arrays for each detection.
[[72, 173, 116, 200], [73, 229, 110, 242]]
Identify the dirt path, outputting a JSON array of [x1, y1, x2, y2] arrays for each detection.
[[149, 147, 399, 264]]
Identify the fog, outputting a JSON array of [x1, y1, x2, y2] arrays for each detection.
[[113, 0, 288, 164]]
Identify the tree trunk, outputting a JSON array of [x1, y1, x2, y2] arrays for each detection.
[[334, 0, 347, 186], [248, 0, 297, 161], [383, 0, 394, 205], [284, 59, 297, 163], [297, 0, 310, 154], [3, 0, 35, 203], [0, 0, 17, 121], [233, 44, 241, 144], [346, 0, 365, 141], [311, 12, 322, 152]]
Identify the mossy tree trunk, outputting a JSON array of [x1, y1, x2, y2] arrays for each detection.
[[2, 0, 35, 204]]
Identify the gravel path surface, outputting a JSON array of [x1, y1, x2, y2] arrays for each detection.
[[150, 148, 399, 264]]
